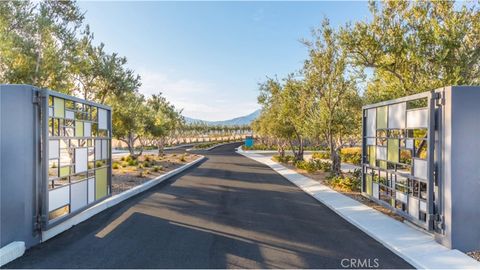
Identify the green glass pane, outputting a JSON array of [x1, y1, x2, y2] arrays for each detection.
[[95, 167, 107, 200], [54, 97, 65, 118], [366, 175, 372, 195], [379, 160, 387, 169], [387, 139, 399, 163], [368, 146, 376, 167], [376, 106, 387, 129], [75, 121, 84, 137], [59, 166, 70, 177]]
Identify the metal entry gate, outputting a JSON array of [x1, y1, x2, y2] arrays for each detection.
[[361, 91, 439, 230], [39, 89, 112, 229]]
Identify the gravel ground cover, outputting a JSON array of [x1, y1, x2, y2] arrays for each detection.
[[111, 153, 199, 194]]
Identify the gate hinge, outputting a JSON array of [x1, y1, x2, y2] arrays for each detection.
[[433, 214, 445, 233], [33, 214, 46, 232], [32, 92, 41, 104], [433, 92, 445, 106]]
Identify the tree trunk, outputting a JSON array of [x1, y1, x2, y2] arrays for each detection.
[[329, 138, 342, 176], [277, 144, 285, 158], [157, 138, 165, 156]]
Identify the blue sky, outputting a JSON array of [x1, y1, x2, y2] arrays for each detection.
[[78, 1, 371, 121]]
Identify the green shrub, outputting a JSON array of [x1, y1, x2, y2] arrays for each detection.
[[143, 162, 151, 168], [243, 144, 275, 151], [272, 155, 295, 164], [152, 165, 163, 172], [295, 160, 318, 173], [180, 154, 186, 162], [312, 151, 330, 160], [328, 174, 361, 192], [127, 159, 138, 166], [120, 156, 126, 162], [112, 162, 120, 169], [145, 156, 151, 162], [313, 159, 331, 172], [340, 147, 362, 165], [137, 163, 144, 169], [121, 162, 128, 168]]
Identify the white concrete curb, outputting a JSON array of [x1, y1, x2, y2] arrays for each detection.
[[41, 156, 206, 242], [0, 241, 25, 267], [237, 149, 480, 269], [187, 141, 241, 152]]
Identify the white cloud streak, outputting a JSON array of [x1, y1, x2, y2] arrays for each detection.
[[138, 69, 259, 121]]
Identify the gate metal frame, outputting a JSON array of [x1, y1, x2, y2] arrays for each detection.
[[361, 91, 439, 231], [38, 89, 112, 230]]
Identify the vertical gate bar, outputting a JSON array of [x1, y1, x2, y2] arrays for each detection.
[[40, 89, 50, 229], [361, 108, 366, 193], [32, 87, 40, 234], [108, 109, 112, 195], [427, 91, 436, 230]]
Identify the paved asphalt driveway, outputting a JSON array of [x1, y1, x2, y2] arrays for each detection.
[[6, 143, 411, 269]]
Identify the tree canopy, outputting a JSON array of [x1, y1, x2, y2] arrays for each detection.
[[254, 1, 479, 174]]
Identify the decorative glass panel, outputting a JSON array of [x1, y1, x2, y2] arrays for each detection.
[[65, 110, 75, 120], [388, 102, 406, 129], [372, 183, 379, 199], [47, 92, 111, 223], [75, 121, 84, 137], [414, 159, 427, 179], [71, 180, 88, 212], [366, 108, 376, 136], [49, 140, 59, 159], [88, 178, 95, 203], [368, 146, 376, 166], [377, 146, 387, 160], [95, 140, 102, 160], [376, 106, 388, 129], [84, 122, 91, 137], [420, 201, 427, 212], [98, 108, 107, 130], [408, 196, 419, 219], [396, 192, 407, 203], [406, 109, 428, 128], [54, 97, 65, 118], [95, 168, 107, 199], [366, 175, 373, 195], [75, 148, 88, 173], [49, 185, 70, 211], [387, 139, 399, 163], [101, 139, 108, 159]]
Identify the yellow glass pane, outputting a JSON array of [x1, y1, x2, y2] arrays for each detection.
[[59, 166, 70, 177], [368, 146, 376, 167], [376, 106, 387, 129], [95, 167, 107, 200], [54, 97, 65, 118], [379, 160, 387, 170], [75, 121, 84, 137], [387, 139, 399, 163]]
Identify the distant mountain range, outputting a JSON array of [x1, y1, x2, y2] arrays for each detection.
[[184, 109, 261, 126]]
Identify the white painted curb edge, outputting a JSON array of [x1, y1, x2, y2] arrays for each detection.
[[41, 156, 206, 242], [237, 150, 480, 269], [187, 141, 241, 152], [0, 241, 25, 267]]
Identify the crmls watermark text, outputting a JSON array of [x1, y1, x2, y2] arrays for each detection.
[[340, 258, 380, 268]]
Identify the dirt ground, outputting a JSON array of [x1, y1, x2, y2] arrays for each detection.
[[111, 153, 200, 194]]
